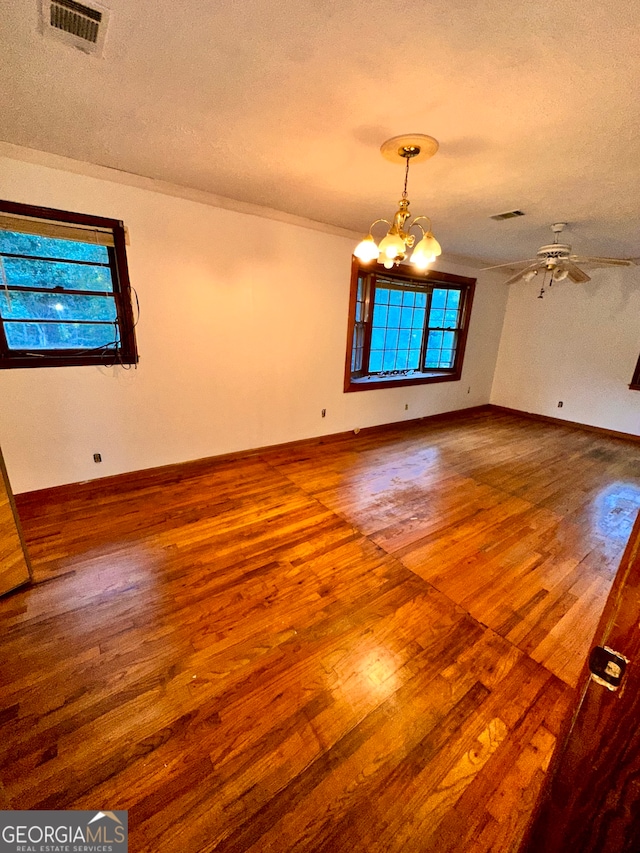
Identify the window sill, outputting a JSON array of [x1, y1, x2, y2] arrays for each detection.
[[0, 353, 138, 369], [345, 371, 460, 392]]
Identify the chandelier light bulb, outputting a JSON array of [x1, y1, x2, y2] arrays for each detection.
[[383, 259, 394, 269], [378, 232, 405, 259], [552, 267, 569, 282], [411, 232, 441, 269], [411, 256, 433, 271], [523, 269, 538, 283], [354, 234, 380, 262], [410, 246, 434, 269], [421, 232, 442, 258]]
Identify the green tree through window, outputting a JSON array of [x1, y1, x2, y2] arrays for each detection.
[[0, 200, 138, 368]]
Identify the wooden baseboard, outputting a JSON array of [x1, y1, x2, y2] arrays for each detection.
[[15, 404, 493, 509], [489, 404, 640, 444]]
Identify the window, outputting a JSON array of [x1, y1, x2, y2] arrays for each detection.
[[345, 259, 475, 391], [0, 200, 138, 369]]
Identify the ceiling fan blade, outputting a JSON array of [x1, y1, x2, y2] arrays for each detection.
[[564, 261, 591, 283], [504, 263, 540, 286], [480, 259, 536, 271], [570, 255, 635, 268]]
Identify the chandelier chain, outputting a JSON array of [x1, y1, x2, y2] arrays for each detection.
[[402, 156, 410, 200]]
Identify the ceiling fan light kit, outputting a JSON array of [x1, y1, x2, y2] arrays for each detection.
[[482, 222, 634, 298], [354, 134, 442, 272]]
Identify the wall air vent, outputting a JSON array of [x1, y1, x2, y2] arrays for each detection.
[[490, 210, 526, 221], [40, 0, 110, 57]]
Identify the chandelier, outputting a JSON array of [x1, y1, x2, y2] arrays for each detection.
[[354, 134, 442, 271]]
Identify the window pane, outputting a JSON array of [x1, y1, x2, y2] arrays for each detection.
[[387, 305, 401, 328], [395, 350, 409, 370], [351, 324, 364, 372], [382, 350, 396, 371], [415, 291, 427, 308], [389, 289, 402, 305], [443, 331, 455, 349], [373, 303, 388, 326], [375, 288, 390, 305], [446, 289, 461, 308], [4, 321, 117, 350], [371, 327, 385, 349], [2, 291, 117, 322], [431, 289, 447, 309], [444, 309, 459, 329], [401, 290, 416, 307], [369, 350, 383, 372], [440, 349, 454, 367], [428, 331, 443, 348], [0, 231, 108, 263], [429, 308, 445, 327], [384, 328, 399, 351], [0, 257, 112, 292], [400, 306, 414, 328], [398, 329, 411, 350], [425, 349, 441, 368]]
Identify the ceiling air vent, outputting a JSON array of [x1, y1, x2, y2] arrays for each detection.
[[490, 210, 526, 221], [40, 0, 110, 57]]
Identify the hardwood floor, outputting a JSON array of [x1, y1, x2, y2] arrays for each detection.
[[3, 409, 640, 852]]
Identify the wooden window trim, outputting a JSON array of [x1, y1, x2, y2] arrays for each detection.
[[0, 200, 138, 369], [630, 353, 640, 390], [344, 257, 476, 393]]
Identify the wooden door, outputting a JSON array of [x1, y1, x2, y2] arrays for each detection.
[[0, 445, 31, 596], [520, 510, 640, 852]]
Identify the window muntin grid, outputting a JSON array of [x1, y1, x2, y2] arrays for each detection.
[[369, 286, 427, 372], [0, 199, 138, 368], [424, 288, 462, 369], [351, 273, 367, 373]]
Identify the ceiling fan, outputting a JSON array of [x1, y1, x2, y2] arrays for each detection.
[[482, 223, 635, 292]]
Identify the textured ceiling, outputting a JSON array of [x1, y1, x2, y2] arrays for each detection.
[[2, 0, 640, 264]]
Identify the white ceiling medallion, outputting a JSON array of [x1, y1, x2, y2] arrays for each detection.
[[39, 0, 111, 57]]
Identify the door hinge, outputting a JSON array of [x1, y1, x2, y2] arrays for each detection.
[[589, 645, 629, 691]]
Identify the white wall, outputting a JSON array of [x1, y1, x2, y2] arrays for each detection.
[[0, 153, 507, 493], [491, 267, 640, 435]]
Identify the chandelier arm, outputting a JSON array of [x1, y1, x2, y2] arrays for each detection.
[[411, 215, 433, 233], [367, 218, 392, 235], [407, 221, 426, 239]]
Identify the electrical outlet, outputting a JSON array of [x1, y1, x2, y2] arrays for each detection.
[[321, 409, 326, 418], [558, 401, 563, 408], [93, 453, 102, 463]]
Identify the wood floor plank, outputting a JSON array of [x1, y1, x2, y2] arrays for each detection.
[[3, 409, 640, 851]]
